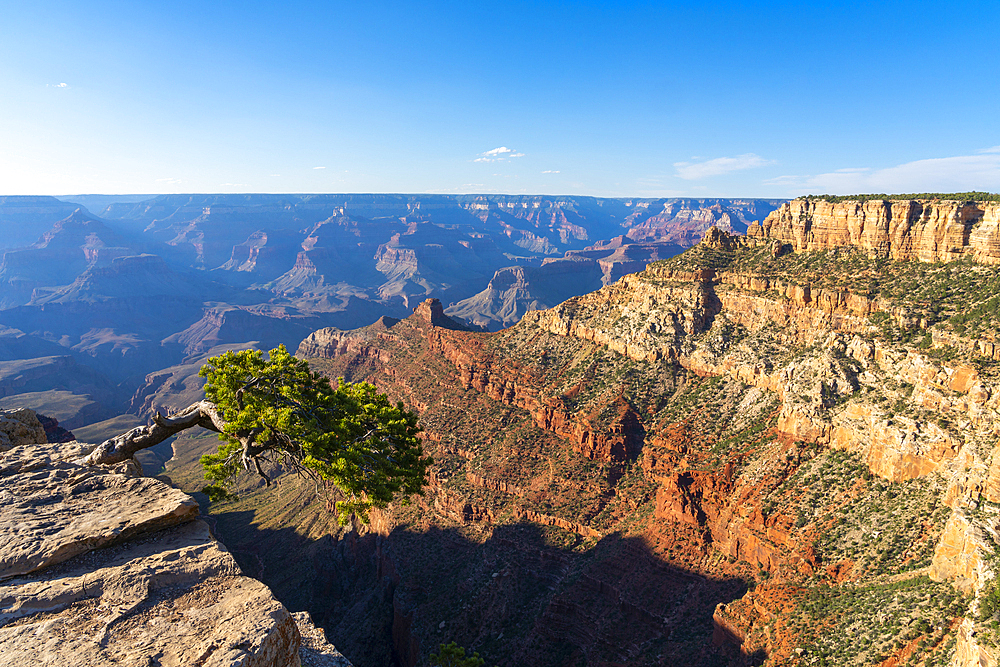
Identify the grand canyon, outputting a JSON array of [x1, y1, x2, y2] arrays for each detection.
[[3, 193, 1000, 666]]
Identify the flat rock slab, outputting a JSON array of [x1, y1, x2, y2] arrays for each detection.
[[0, 520, 300, 667], [0, 435, 318, 666], [0, 442, 199, 579]]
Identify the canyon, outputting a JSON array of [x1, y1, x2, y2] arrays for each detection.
[[0, 194, 778, 432], [198, 196, 997, 666], [7, 194, 1000, 667]]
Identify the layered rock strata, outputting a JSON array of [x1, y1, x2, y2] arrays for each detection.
[[295, 229, 1000, 666], [748, 198, 1000, 264]]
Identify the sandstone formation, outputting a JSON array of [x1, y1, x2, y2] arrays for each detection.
[[748, 198, 1000, 264], [0, 408, 352, 667], [283, 226, 1000, 666], [445, 238, 687, 330], [0, 407, 46, 451], [623, 198, 780, 245], [0, 195, 90, 250]]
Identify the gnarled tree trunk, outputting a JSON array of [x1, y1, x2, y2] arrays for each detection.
[[75, 401, 227, 467]]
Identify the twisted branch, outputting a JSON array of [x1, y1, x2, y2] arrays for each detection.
[[75, 400, 227, 467]]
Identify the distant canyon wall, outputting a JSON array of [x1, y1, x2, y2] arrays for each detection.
[[748, 199, 1000, 264]]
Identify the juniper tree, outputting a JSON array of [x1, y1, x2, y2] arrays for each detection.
[[78, 345, 431, 523]]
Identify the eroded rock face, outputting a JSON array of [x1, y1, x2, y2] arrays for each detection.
[[0, 407, 46, 452], [748, 199, 1000, 265], [0, 412, 349, 667], [288, 229, 1000, 665]]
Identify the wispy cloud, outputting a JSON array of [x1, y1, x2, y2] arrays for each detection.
[[312, 166, 326, 170], [425, 184, 489, 193], [474, 146, 526, 163], [47, 82, 69, 88], [766, 148, 1000, 194], [673, 153, 774, 180], [219, 183, 250, 187], [542, 170, 560, 174], [155, 177, 183, 184]]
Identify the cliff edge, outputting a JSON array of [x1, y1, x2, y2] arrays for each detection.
[[748, 198, 1000, 264], [0, 407, 350, 667]]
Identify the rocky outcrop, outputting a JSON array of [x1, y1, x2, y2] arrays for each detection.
[[953, 617, 999, 667], [0, 407, 46, 451], [299, 315, 403, 364], [520, 246, 1000, 486], [928, 510, 994, 592], [748, 198, 1000, 265], [0, 409, 351, 667], [36, 412, 75, 443], [286, 224, 1000, 665], [623, 198, 782, 246], [295, 612, 353, 667], [0, 441, 199, 578], [445, 261, 605, 331]]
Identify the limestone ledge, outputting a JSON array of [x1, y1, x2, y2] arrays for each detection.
[[523, 270, 1000, 489], [0, 414, 353, 667]]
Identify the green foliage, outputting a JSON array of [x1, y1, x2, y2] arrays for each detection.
[[198, 345, 432, 524], [977, 541, 1000, 638], [801, 192, 1000, 203], [980, 578, 1000, 623], [429, 642, 486, 667]]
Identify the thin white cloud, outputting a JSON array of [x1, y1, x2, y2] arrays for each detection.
[[312, 166, 326, 170], [768, 149, 1000, 194], [47, 82, 68, 88], [474, 146, 525, 163], [542, 170, 560, 174], [979, 146, 1000, 154], [673, 153, 774, 180], [425, 184, 489, 193], [155, 177, 183, 184], [219, 183, 250, 187]]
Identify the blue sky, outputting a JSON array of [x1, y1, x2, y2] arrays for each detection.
[[1, 0, 998, 198]]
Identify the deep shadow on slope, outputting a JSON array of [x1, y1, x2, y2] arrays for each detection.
[[204, 505, 749, 667]]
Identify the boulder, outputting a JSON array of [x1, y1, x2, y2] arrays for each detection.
[[0, 408, 46, 452]]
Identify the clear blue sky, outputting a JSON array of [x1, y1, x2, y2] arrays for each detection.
[[2, 0, 998, 198]]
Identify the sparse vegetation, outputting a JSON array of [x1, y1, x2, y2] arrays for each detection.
[[801, 192, 1000, 203]]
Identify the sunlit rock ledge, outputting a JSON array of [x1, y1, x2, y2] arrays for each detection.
[[0, 407, 351, 667]]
